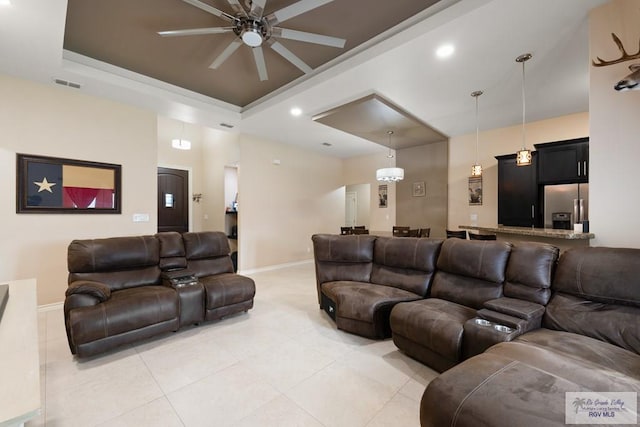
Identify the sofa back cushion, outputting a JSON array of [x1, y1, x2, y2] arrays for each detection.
[[183, 231, 234, 277], [504, 242, 559, 305], [68, 235, 161, 291], [312, 234, 376, 284], [431, 239, 511, 309], [370, 237, 443, 296], [156, 231, 187, 271], [544, 247, 640, 354]]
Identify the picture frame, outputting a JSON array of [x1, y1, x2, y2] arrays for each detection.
[[16, 153, 122, 214], [412, 181, 426, 197], [468, 176, 482, 206], [378, 184, 388, 208]]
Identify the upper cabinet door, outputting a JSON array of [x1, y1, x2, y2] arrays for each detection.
[[536, 137, 589, 184]]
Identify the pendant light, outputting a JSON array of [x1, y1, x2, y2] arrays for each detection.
[[470, 90, 483, 177], [376, 131, 404, 182], [172, 121, 192, 150], [515, 53, 532, 166]]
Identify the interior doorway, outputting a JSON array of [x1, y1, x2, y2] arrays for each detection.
[[345, 191, 357, 227], [157, 167, 189, 233], [345, 183, 371, 228]]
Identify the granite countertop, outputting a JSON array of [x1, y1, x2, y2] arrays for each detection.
[[459, 225, 595, 240]]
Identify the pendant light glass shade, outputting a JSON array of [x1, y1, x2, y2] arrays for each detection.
[[470, 90, 483, 177], [376, 167, 404, 182], [516, 53, 532, 166], [376, 131, 404, 182]]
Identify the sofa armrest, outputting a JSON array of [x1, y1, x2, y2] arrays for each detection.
[[483, 297, 545, 321], [66, 280, 111, 302]]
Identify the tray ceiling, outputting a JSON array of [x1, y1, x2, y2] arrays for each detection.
[[64, 0, 442, 107]]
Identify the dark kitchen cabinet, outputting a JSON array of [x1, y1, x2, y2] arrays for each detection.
[[535, 137, 589, 184], [496, 152, 540, 227]]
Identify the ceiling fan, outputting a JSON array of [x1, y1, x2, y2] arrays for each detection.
[[158, 0, 347, 81]]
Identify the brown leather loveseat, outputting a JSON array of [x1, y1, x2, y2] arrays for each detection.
[[64, 231, 255, 357]]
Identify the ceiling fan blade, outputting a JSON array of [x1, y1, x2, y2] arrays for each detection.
[[182, 0, 236, 22], [227, 0, 248, 17], [248, 0, 266, 18], [209, 39, 243, 69], [252, 46, 269, 81], [272, 27, 345, 48], [266, 0, 333, 25], [268, 40, 312, 74], [158, 27, 234, 37]]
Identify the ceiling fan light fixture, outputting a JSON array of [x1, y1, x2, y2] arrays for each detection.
[[242, 28, 263, 47], [171, 139, 192, 150]]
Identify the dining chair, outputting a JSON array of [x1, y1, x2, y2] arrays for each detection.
[[418, 228, 431, 238], [392, 226, 410, 237], [340, 226, 353, 235], [351, 228, 369, 235], [469, 232, 497, 240], [446, 229, 467, 239]]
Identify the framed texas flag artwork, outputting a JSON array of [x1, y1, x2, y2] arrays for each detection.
[[16, 153, 121, 214]]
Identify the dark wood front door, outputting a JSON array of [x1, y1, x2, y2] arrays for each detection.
[[158, 167, 188, 233]]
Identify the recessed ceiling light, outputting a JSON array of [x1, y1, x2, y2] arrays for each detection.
[[290, 107, 302, 117], [436, 44, 455, 59]]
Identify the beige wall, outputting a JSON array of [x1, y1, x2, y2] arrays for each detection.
[[397, 141, 448, 238], [344, 152, 397, 234], [0, 74, 158, 305], [237, 134, 344, 270], [448, 112, 589, 231], [590, 0, 640, 248]]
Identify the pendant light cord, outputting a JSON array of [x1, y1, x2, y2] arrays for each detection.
[[521, 59, 526, 150], [475, 95, 480, 164]]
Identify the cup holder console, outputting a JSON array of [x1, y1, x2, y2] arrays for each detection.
[[493, 324, 514, 333], [472, 318, 514, 333]]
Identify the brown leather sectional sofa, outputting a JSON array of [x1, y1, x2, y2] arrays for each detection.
[[312, 234, 640, 426], [64, 231, 255, 357]]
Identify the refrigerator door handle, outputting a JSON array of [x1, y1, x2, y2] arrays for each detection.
[[577, 161, 581, 177], [584, 161, 587, 177], [531, 205, 535, 219]]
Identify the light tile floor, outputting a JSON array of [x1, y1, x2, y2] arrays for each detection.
[[28, 262, 438, 427]]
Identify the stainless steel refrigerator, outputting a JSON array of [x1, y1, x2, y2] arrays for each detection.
[[543, 183, 589, 228]]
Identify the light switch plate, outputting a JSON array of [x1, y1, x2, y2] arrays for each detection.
[[133, 213, 150, 222]]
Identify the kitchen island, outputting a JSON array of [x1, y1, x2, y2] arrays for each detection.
[[459, 225, 594, 252]]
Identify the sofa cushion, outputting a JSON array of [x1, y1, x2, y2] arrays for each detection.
[[183, 231, 230, 260], [543, 292, 640, 355], [504, 242, 558, 305], [436, 239, 512, 283], [67, 285, 178, 346], [156, 231, 187, 270], [200, 273, 256, 310], [431, 240, 510, 309], [370, 237, 442, 295], [313, 234, 376, 263], [420, 339, 640, 427], [515, 328, 640, 379], [553, 247, 640, 307], [390, 298, 476, 363], [322, 281, 421, 338], [68, 235, 159, 273]]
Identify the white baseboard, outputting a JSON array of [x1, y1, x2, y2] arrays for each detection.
[[38, 302, 63, 312], [239, 259, 313, 275]]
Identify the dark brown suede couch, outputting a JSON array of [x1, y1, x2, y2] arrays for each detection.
[[312, 234, 640, 426], [64, 231, 255, 357]]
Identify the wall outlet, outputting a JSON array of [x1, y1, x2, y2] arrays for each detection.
[[132, 213, 149, 222], [470, 213, 478, 221]]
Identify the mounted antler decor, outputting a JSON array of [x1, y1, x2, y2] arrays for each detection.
[[592, 32, 640, 91]]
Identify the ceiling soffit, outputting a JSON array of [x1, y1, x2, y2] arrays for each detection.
[[63, 0, 442, 107], [312, 94, 448, 150]]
